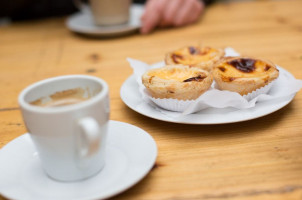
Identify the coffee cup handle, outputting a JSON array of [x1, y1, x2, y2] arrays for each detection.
[[77, 117, 101, 158], [73, 0, 89, 13]]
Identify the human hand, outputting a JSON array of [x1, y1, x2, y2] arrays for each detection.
[[140, 0, 205, 34]]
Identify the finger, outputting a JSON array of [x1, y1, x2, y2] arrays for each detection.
[[140, 0, 162, 33], [187, 1, 204, 24], [153, 0, 170, 27], [174, 0, 195, 26], [175, 0, 203, 26], [140, 11, 161, 34], [161, 0, 183, 27], [141, 0, 158, 21]]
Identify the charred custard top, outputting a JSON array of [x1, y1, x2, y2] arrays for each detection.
[[216, 58, 277, 81], [147, 66, 207, 82], [171, 46, 220, 65]]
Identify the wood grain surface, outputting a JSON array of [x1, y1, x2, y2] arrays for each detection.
[[1, 0, 302, 199]]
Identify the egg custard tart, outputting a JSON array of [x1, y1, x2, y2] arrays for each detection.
[[165, 45, 225, 71], [142, 65, 213, 100], [213, 57, 279, 95]]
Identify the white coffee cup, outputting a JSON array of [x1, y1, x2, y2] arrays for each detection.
[[18, 75, 110, 182], [76, 0, 132, 26]]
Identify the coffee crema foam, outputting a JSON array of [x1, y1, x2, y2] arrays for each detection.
[[30, 88, 90, 107]]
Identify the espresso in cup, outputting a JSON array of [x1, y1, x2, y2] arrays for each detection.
[[30, 88, 90, 107]]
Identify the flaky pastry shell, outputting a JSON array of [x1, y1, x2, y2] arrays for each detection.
[[212, 56, 279, 95], [142, 65, 213, 100], [165, 45, 225, 71]]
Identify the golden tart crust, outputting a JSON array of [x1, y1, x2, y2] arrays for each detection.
[[142, 65, 213, 100], [165, 45, 225, 71], [212, 57, 279, 95]]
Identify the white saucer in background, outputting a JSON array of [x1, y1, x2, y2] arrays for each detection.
[[0, 120, 157, 200], [66, 4, 144, 37]]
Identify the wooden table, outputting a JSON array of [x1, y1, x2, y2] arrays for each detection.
[[1, 0, 302, 199]]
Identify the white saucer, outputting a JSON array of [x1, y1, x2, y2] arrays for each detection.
[[66, 4, 144, 37], [120, 67, 296, 124], [0, 120, 157, 200]]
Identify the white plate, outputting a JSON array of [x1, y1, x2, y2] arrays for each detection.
[[0, 120, 157, 200], [66, 4, 144, 37], [120, 67, 296, 124]]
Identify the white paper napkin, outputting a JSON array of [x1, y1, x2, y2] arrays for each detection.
[[127, 48, 302, 115]]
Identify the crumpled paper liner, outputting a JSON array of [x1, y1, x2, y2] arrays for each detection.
[[127, 47, 302, 115], [148, 96, 195, 112], [148, 78, 277, 112], [242, 80, 276, 101]]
